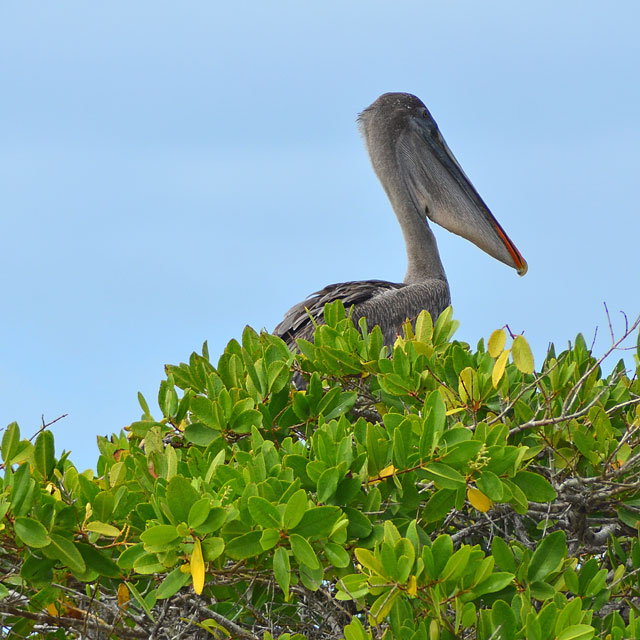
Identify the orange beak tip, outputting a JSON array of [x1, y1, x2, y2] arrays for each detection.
[[517, 260, 528, 277]]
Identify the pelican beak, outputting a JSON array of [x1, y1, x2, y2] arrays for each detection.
[[400, 115, 528, 276]]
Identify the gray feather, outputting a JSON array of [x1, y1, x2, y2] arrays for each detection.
[[273, 92, 525, 355]]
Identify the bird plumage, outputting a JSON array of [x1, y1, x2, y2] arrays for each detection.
[[274, 92, 526, 351]]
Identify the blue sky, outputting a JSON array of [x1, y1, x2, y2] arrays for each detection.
[[2, 2, 639, 470]]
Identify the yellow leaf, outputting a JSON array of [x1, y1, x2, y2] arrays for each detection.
[[191, 538, 205, 595], [488, 329, 507, 358], [467, 487, 492, 512], [492, 349, 511, 388], [458, 367, 478, 403], [117, 583, 130, 608], [413, 341, 433, 356], [407, 575, 417, 596], [402, 318, 415, 340], [46, 602, 58, 617], [45, 483, 62, 500], [378, 464, 395, 478], [369, 464, 396, 484], [394, 335, 406, 349], [512, 335, 534, 374]]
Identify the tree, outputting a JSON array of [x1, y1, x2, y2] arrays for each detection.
[[1, 303, 640, 639]]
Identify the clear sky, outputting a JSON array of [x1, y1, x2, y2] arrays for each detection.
[[2, 2, 639, 470]]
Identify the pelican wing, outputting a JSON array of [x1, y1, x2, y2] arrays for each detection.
[[274, 279, 404, 346]]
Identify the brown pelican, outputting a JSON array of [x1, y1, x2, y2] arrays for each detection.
[[274, 92, 527, 349]]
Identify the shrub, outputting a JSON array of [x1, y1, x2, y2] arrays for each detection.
[[1, 303, 640, 639]]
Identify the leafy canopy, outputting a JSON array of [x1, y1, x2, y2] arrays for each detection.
[[1, 303, 640, 639]]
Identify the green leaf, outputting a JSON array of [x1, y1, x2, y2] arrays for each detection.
[[128, 420, 164, 437], [477, 470, 504, 501], [138, 391, 151, 415], [492, 599, 517, 639], [337, 574, 369, 600], [202, 536, 225, 562], [433, 305, 459, 345], [184, 423, 219, 446], [491, 537, 516, 573], [440, 545, 471, 582], [530, 580, 556, 600], [464, 572, 514, 599], [290, 533, 319, 569], [556, 624, 595, 640], [423, 462, 466, 489], [343, 617, 370, 640], [226, 531, 264, 560], [502, 478, 528, 514], [92, 491, 115, 522], [423, 488, 456, 523], [194, 507, 226, 535], [45, 534, 86, 574], [188, 498, 211, 529], [355, 547, 386, 576], [283, 489, 307, 530], [370, 587, 401, 622], [431, 534, 453, 575], [248, 496, 282, 529], [231, 408, 262, 434], [76, 542, 121, 578], [344, 507, 373, 539], [33, 430, 55, 479], [1, 422, 20, 464], [260, 528, 279, 550], [157, 566, 192, 599], [167, 476, 200, 524], [117, 542, 145, 570], [126, 580, 155, 621], [86, 521, 121, 537], [318, 390, 357, 421], [190, 396, 222, 429], [140, 525, 180, 548], [300, 562, 324, 591], [158, 378, 179, 419], [324, 542, 350, 568], [584, 568, 607, 597], [528, 530, 566, 582], [291, 506, 341, 539], [440, 440, 483, 468], [273, 546, 291, 598], [317, 467, 340, 503], [10, 463, 32, 514], [512, 471, 557, 502], [512, 335, 535, 374], [14, 516, 50, 548]]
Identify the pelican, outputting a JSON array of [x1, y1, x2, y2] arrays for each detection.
[[274, 92, 527, 349]]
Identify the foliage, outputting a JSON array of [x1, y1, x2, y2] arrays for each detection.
[[1, 303, 640, 639]]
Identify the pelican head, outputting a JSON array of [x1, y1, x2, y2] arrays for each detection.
[[359, 92, 527, 276]]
